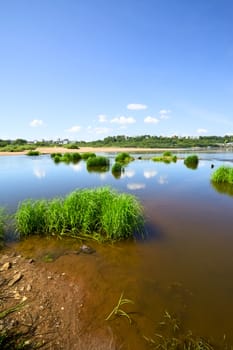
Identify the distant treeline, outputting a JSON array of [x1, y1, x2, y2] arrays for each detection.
[[1, 135, 233, 150]]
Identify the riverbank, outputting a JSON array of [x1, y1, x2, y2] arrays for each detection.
[[0, 146, 204, 156], [0, 246, 116, 349]]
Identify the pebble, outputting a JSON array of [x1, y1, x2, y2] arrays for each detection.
[[0, 261, 11, 271]]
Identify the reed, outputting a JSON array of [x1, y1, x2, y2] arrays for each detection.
[[211, 166, 233, 185], [184, 155, 199, 169], [15, 187, 144, 241]]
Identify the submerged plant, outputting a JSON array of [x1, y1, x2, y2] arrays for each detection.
[[184, 155, 199, 169], [143, 310, 215, 350], [105, 292, 134, 324]]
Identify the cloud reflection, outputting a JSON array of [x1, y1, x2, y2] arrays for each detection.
[[70, 163, 83, 172], [158, 176, 168, 185], [122, 169, 135, 178], [127, 183, 146, 190], [33, 168, 46, 179], [144, 170, 158, 178]]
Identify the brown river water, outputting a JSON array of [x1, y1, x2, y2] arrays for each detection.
[[1, 152, 233, 348]]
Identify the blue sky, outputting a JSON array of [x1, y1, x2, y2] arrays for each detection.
[[1, 0, 233, 141]]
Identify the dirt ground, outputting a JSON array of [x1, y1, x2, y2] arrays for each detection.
[[0, 146, 178, 156], [0, 247, 117, 350]]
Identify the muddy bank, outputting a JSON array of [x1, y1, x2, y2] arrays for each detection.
[[0, 247, 116, 349]]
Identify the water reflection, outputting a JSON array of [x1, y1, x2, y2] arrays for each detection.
[[127, 183, 146, 190], [143, 170, 158, 178], [211, 181, 233, 196], [158, 175, 168, 185], [122, 169, 135, 178], [33, 168, 46, 179], [86, 165, 110, 173], [69, 162, 83, 172]]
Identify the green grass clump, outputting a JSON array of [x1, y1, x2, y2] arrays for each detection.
[[26, 150, 40, 156], [211, 166, 233, 185], [115, 152, 134, 164], [86, 156, 110, 172], [184, 155, 199, 169], [81, 152, 96, 160], [152, 153, 177, 163], [111, 162, 124, 179], [51, 152, 81, 164], [15, 200, 48, 237], [15, 187, 144, 241]]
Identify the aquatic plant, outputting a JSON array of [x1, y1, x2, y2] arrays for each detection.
[[144, 310, 214, 350], [211, 166, 233, 185], [15, 200, 48, 237], [86, 155, 109, 167], [111, 162, 124, 179], [105, 292, 134, 324], [81, 152, 96, 160], [152, 153, 177, 163], [26, 150, 40, 156], [51, 152, 81, 164], [15, 187, 144, 241], [115, 152, 134, 164], [184, 155, 199, 169]]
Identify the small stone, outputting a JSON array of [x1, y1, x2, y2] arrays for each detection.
[[0, 261, 11, 271], [26, 284, 32, 291], [28, 259, 34, 264], [8, 272, 23, 286]]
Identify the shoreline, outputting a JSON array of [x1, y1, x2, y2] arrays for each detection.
[[0, 146, 213, 156]]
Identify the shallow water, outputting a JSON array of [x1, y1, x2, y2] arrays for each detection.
[[2, 152, 233, 348]]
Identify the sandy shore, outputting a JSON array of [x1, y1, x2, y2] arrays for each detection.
[[0, 146, 185, 156]]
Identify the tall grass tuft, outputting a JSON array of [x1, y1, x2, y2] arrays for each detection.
[[15, 187, 144, 241], [211, 166, 233, 185], [111, 162, 124, 179], [15, 200, 48, 237], [184, 154, 199, 169], [115, 152, 134, 164], [81, 152, 96, 160], [26, 150, 40, 156]]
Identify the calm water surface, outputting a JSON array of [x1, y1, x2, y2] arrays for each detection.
[[1, 152, 233, 348]]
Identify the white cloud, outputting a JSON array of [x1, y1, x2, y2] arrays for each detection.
[[30, 119, 44, 127], [197, 128, 207, 134], [98, 114, 107, 123], [144, 116, 159, 124], [127, 183, 146, 190], [127, 103, 147, 110], [66, 125, 81, 133], [111, 116, 136, 125], [159, 109, 171, 119]]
